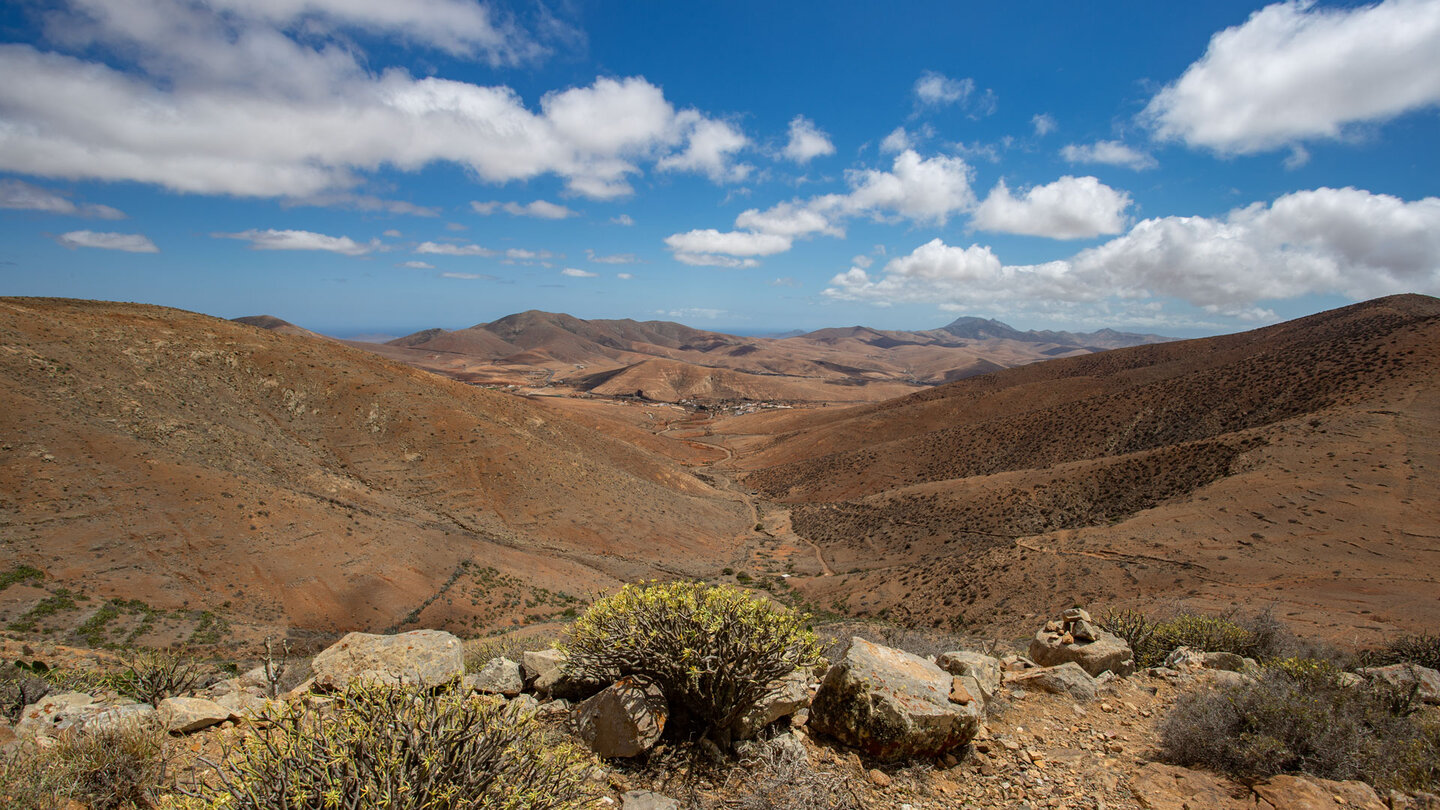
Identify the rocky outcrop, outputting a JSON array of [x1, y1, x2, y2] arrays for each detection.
[[1029, 609, 1135, 677], [311, 630, 464, 690], [808, 637, 981, 762], [522, 648, 604, 700], [1357, 663, 1440, 705], [1005, 662, 1098, 702], [572, 680, 668, 758]]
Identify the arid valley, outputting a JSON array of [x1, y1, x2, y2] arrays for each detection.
[[4, 293, 1436, 651]]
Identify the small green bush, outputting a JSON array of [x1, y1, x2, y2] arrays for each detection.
[[117, 648, 201, 707], [1160, 658, 1440, 791], [1099, 608, 1286, 667], [565, 580, 822, 743], [181, 682, 596, 809], [0, 719, 172, 810]]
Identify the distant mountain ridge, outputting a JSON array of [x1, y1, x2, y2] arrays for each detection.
[[236, 310, 1174, 403]]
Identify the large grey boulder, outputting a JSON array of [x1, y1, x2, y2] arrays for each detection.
[[936, 651, 1002, 703], [468, 657, 524, 697], [158, 696, 232, 733], [312, 630, 464, 690], [1029, 622, 1135, 678], [1358, 663, 1440, 705], [572, 680, 668, 758], [808, 637, 981, 762], [732, 670, 811, 740], [1005, 662, 1098, 702]]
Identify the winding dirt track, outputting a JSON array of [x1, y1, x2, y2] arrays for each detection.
[[660, 414, 834, 577]]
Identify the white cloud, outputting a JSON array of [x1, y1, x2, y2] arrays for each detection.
[[0, 4, 746, 201], [914, 71, 973, 106], [611, 214, 635, 226], [769, 277, 799, 287], [561, 267, 597, 278], [197, 0, 550, 65], [1060, 140, 1157, 170], [655, 114, 752, 182], [215, 228, 376, 255], [382, 229, 403, 237], [782, 115, 835, 163], [827, 186, 1440, 320], [734, 201, 841, 239], [879, 127, 913, 154], [471, 199, 577, 219], [616, 272, 633, 279], [55, 229, 157, 252], [665, 229, 792, 257], [445, 222, 469, 231], [441, 271, 497, 280], [505, 248, 555, 261], [1032, 114, 1057, 136], [0, 179, 125, 218], [666, 149, 975, 265], [851, 254, 874, 269], [415, 241, 497, 257], [1144, 0, 1440, 154], [585, 249, 638, 264], [972, 176, 1132, 239], [399, 260, 434, 268], [837, 150, 975, 224]]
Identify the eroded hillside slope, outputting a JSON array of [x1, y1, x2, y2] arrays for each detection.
[[0, 298, 748, 640], [724, 295, 1440, 642]]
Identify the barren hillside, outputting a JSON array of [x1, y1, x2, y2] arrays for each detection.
[[0, 298, 748, 642], [719, 295, 1440, 643]]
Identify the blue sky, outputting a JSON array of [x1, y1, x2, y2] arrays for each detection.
[[2, 0, 1438, 338]]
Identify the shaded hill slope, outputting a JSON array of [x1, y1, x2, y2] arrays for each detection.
[[721, 295, 1440, 641], [0, 298, 748, 639]]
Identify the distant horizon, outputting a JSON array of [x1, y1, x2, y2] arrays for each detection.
[[2, 1, 1436, 336]]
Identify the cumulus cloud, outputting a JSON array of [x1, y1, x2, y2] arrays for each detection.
[[1144, 0, 1440, 154], [55, 230, 157, 252], [0, 179, 126, 218], [399, 260, 434, 268], [654, 114, 753, 183], [972, 176, 1132, 239], [660, 307, 727, 320], [441, 271, 497, 280], [611, 214, 635, 226], [914, 71, 973, 106], [782, 115, 835, 163], [1032, 114, 1057, 136], [827, 187, 1440, 320], [671, 254, 759, 268], [471, 199, 577, 219], [665, 229, 792, 257], [561, 267, 597, 277], [616, 272, 633, 279], [0, 3, 747, 201], [1060, 140, 1157, 170], [215, 228, 377, 255], [879, 127, 914, 154], [415, 241, 497, 257], [665, 149, 975, 265]]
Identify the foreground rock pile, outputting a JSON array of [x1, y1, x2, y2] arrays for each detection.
[[5, 616, 1440, 809]]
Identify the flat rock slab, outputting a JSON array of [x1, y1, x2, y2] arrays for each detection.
[[1253, 775, 1386, 810], [1128, 762, 1254, 810], [312, 629, 464, 690], [158, 696, 232, 733], [15, 692, 95, 737], [808, 637, 980, 762], [1005, 662, 1098, 702], [622, 790, 680, 810], [468, 657, 524, 697]]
